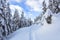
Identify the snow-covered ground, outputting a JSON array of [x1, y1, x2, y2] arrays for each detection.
[[7, 13, 60, 40], [7, 23, 41, 40], [34, 13, 60, 40]]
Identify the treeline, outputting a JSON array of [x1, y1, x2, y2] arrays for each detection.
[[34, 0, 60, 24], [0, 0, 33, 40]]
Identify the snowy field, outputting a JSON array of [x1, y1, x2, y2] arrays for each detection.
[[7, 24, 41, 40], [7, 13, 60, 40]]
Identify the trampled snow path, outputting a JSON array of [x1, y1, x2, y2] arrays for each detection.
[[7, 13, 60, 40], [7, 24, 41, 40]]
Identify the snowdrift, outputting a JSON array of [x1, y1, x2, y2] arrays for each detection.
[[8, 13, 60, 40]]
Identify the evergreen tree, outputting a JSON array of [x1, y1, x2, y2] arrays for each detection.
[[42, 0, 47, 14], [48, 0, 60, 13], [20, 11, 25, 27], [0, 0, 7, 39], [28, 18, 33, 26], [0, 0, 12, 38], [0, 21, 4, 40], [4, 2, 12, 35], [13, 9, 20, 30]]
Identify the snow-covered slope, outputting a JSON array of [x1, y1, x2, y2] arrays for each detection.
[[34, 13, 60, 40], [8, 13, 60, 40], [7, 24, 41, 40]]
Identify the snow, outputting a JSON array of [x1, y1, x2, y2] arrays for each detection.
[[7, 24, 41, 40], [8, 13, 60, 40], [34, 12, 60, 40]]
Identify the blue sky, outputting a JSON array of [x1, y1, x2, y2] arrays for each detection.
[[9, 0, 48, 21]]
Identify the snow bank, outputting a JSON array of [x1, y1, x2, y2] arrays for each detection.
[[8, 13, 60, 40], [34, 13, 60, 40], [8, 24, 41, 40]]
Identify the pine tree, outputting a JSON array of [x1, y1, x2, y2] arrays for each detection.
[[21, 11, 24, 19], [13, 9, 20, 31], [45, 14, 52, 24], [20, 11, 25, 27], [39, 0, 47, 25], [42, 0, 47, 14], [48, 0, 60, 13], [5, 3, 12, 35], [48, 0, 53, 12], [28, 18, 33, 26], [0, 0, 12, 38], [0, 0, 7, 38], [0, 21, 4, 40]]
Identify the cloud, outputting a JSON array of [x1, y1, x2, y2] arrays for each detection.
[[25, 0, 43, 12], [25, 0, 49, 12], [29, 13, 34, 21], [15, 0, 22, 3], [25, 12, 35, 21], [9, 0, 22, 3], [10, 5, 23, 16], [10, 5, 34, 21], [9, 0, 49, 20], [10, 5, 27, 18]]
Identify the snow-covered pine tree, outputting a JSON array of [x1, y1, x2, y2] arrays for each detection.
[[5, 2, 12, 35], [42, 0, 47, 14], [41, 0, 52, 24], [34, 16, 40, 23], [21, 11, 24, 18], [0, 21, 4, 40], [45, 0, 60, 24], [49, 0, 60, 13], [34, 0, 47, 25], [0, 0, 8, 39], [43, 1, 52, 24], [52, 0, 58, 13], [13, 9, 20, 31], [27, 18, 33, 26], [20, 11, 25, 27], [40, 0, 47, 25], [48, 0, 54, 13], [34, 14, 43, 24], [0, 0, 12, 38]]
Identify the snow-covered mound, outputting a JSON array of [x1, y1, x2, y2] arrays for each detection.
[[8, 13, 60, 40], [34, 12, 60, 40], [7, 24, 41, 40]]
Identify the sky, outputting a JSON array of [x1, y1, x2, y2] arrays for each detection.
[[9, 0, 49, 21]]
